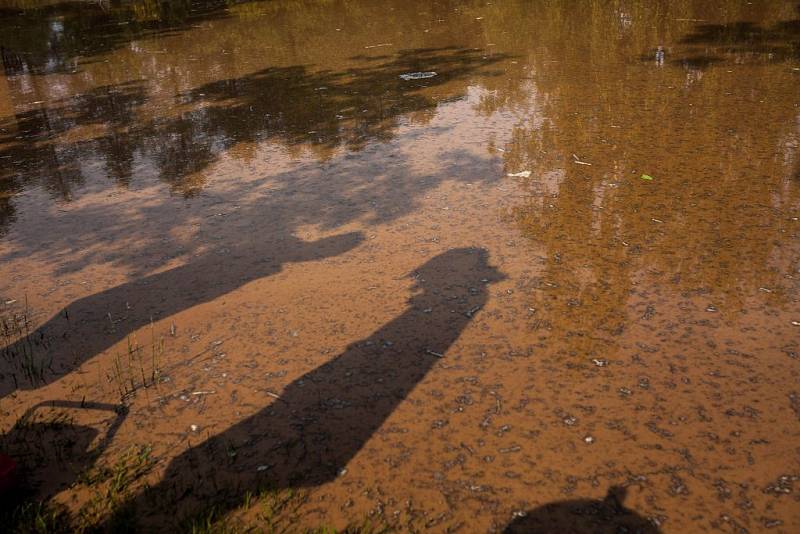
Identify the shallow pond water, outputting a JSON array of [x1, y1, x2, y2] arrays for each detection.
[[0, 0, 799, 531]]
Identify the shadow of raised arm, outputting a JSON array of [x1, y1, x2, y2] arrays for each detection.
[[0, 232, 364, 399]]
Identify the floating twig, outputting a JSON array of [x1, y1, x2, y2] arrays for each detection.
[[572, 154, 592, 166], [265, 391, 286, 402]]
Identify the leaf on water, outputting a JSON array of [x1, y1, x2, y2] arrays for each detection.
[[641, 174, 654, 181]]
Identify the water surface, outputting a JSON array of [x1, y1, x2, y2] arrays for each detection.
[[1, 0, 799, 531]]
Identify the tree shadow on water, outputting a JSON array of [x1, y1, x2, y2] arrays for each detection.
[[669, 13, 800, 67], [173, 45, 509, 156], [0, 46, 510, 237], [504, 487, 659, 534], [0, 0, 254, 75], [638, 7, 799, 70], [0, 80, 149, 230], [109, 247, 504, 527]]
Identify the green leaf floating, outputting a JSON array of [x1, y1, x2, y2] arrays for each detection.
[[641, 174, 654, 181]]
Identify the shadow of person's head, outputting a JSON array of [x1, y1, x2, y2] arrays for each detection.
[[504, 486, 660, 534], [408, 247, 504, 306]]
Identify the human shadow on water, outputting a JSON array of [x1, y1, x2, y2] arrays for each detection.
[[503, 486, 659, 534], [0, 232, 364, 399], [0, 45, 509, 396], [117, 247, 503, 527]]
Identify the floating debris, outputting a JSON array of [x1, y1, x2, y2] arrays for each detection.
[[572, 154, 592, 166], [592, 358, 609, 367], [465, 306, 481, 317], [655, 46, 665, 66], [507, 170, 532, 178], [641, 174, 654, 181], [764, 474, 796, 495], [399, 71, 437, 80]]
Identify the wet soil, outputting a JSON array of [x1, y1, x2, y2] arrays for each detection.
[[1, 0, 799, 531]]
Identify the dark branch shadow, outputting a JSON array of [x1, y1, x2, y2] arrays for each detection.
[[638, 6, 799, 71], [666, 15, 799, 69], [113, 247, 504, 528], [680, 19, 800, 48], [504, 486, 660, 534]]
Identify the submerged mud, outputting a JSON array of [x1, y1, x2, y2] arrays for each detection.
[[0, 0, 799, 531]]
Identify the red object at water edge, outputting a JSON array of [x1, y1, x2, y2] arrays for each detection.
[[0, 453, 17, 494]]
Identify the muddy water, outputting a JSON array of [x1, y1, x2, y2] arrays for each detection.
[[0, 0, 799, 531]]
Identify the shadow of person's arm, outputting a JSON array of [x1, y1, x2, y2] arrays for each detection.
[[282, 231, 364, 264], [0, 231, 365, 399]]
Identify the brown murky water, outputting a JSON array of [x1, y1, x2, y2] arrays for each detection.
[[0, 0, 799, 531]]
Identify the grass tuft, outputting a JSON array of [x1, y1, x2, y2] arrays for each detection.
[[107, 323, 164, 402], [1, 299, 53, 388]]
